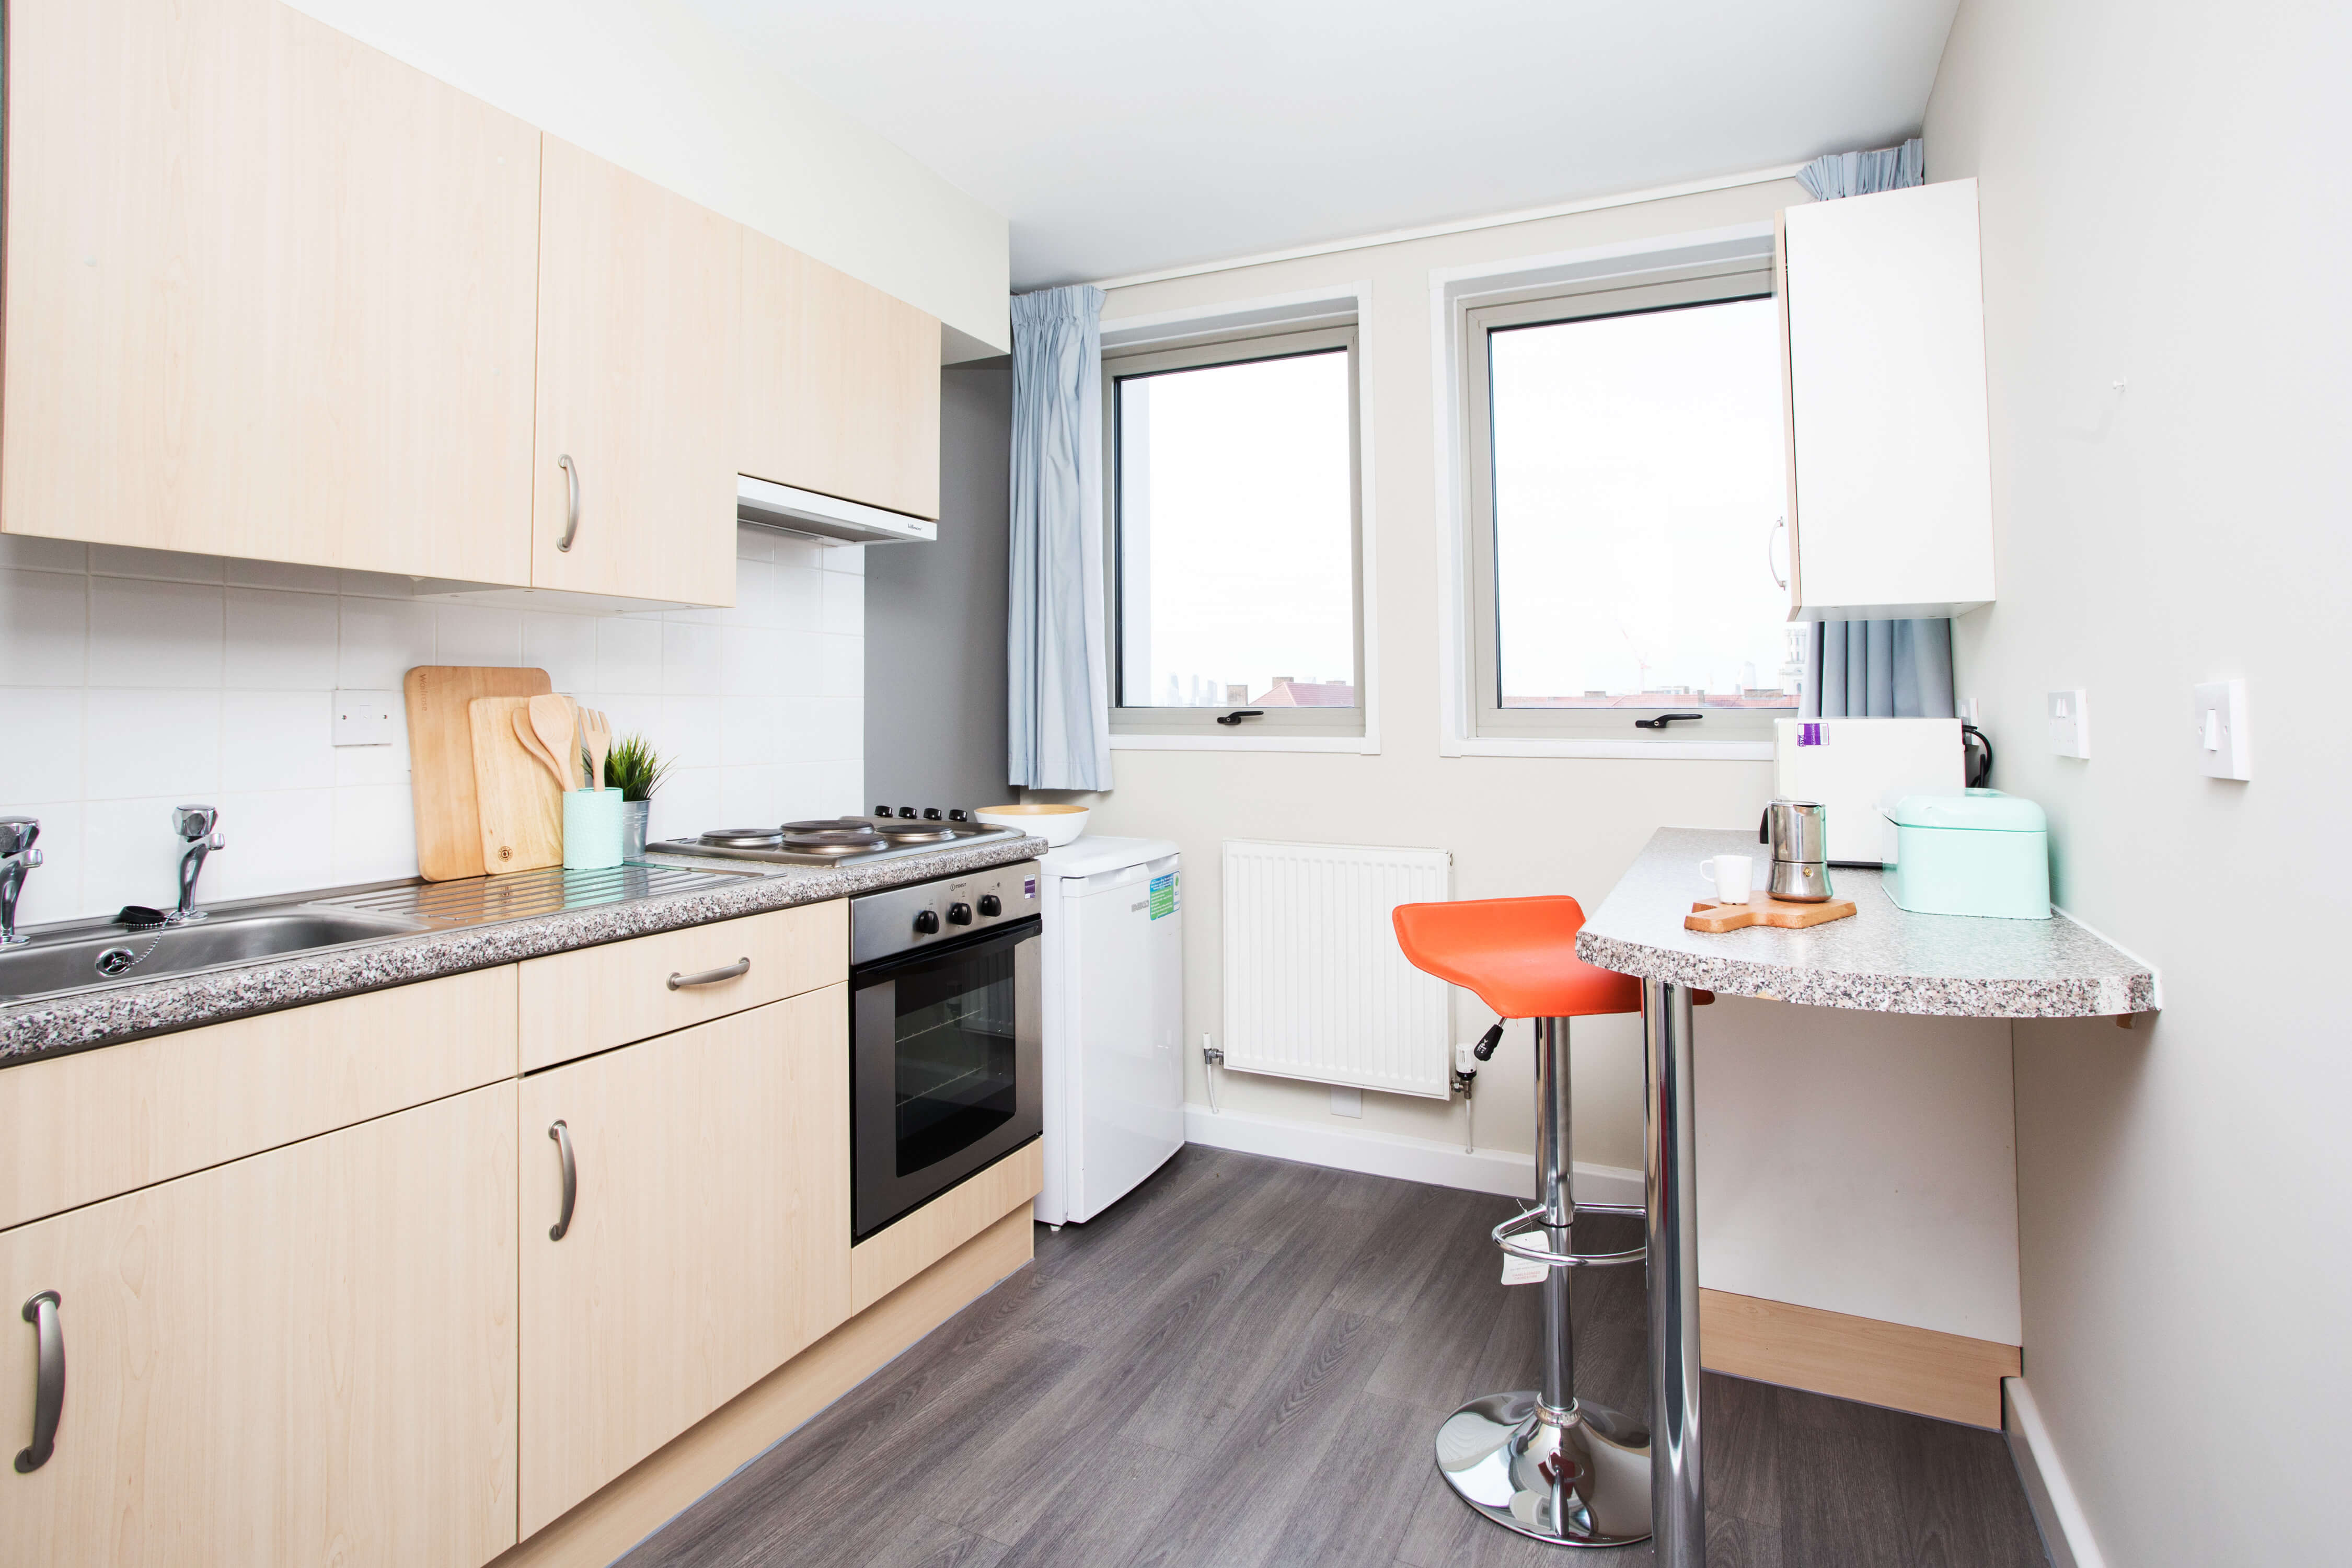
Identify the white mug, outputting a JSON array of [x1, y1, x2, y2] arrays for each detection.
[[1697, 854, 1754, 905]]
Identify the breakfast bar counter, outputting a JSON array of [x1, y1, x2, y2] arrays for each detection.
[[1578, 826, 2158, 1017], [1574, 825, 2156, 1568]]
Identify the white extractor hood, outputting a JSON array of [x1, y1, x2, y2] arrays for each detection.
[[736, 476, 936, 546]]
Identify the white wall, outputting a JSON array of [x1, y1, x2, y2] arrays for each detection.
[[1049, 180, 2022, 1340], [283, 0, 1010, 358], [1926, 0, 2350, 1558], [0, 529, 863, 925]]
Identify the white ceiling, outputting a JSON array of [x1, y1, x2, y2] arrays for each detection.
[[679, 0, 1959, 290]]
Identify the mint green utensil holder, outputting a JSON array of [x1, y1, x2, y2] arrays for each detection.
[[563, 788, 624, 870]]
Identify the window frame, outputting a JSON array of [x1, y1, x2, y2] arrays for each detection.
[[1462, 261, 1792, 743], [1102, 322, 1366, 739]]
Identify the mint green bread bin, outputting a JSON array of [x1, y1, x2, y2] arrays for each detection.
[[1881, 790, 2051, 920]]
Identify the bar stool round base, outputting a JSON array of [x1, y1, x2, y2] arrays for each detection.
[[1435, 1391, 1653, 1548]]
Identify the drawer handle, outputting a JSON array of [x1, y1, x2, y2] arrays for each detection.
[[557, 454, 581, 552], [668, 957, 751, 991], [15, 1292, 62, 1474], [548, 1121, 577, 1241]]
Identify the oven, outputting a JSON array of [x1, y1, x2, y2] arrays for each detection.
[[850, 861, 1043, 1241]]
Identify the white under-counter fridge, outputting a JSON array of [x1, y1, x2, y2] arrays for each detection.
[[1033, 835, 1184, 1227]]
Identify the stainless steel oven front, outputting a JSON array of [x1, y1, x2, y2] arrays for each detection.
[[850, 860, 1043, 1242]]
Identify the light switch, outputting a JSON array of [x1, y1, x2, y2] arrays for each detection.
[[332, 689, 399, 747], [2192, 679, 2251, 780], [2047, 689, 2090, 759]]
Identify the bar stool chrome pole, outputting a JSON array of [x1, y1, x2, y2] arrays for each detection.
[[1433, 1014, 1653, 1547]]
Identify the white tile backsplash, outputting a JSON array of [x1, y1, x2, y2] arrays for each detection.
[[0, 535, 860, 921], [225, 588, 341, 689], [1, 568, 89, 686], [88, 577, 225, 688]]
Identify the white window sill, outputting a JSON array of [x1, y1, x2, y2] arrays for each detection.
[[1441, 736, 1773, 760], [1110, 732, 1378, 755]]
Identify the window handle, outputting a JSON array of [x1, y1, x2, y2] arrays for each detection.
[[1634, 712, 1704, 730], [1214, 709, 1265, 727], [1768, 516, 1788, 590]]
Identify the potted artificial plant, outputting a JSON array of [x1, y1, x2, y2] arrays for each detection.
[[603, 733, 672, 859]]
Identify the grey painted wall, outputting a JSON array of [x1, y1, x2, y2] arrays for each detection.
[[863, 360, 1011, 811]]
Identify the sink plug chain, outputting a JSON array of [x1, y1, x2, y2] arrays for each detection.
[[95, 905, 171, 977]]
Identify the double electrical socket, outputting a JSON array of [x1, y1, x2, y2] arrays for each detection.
[[2047, 689, 2090, 758]]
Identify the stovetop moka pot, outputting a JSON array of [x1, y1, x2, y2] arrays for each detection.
[[1759, 799, 1835, 903]]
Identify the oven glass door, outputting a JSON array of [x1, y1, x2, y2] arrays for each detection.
[[852, 917, 1040, 1240]]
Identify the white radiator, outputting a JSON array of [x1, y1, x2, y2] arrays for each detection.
[[1220, 839, 1454, 1099]]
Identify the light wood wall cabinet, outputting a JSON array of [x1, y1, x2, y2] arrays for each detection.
[[0, 0, 541, 583], [516, 988, 850, 1536], [1779, 178, 1997, 620], [0, 1082, 519, 1567], [739, 231, 943, 521], [532, 139, 742, 608]]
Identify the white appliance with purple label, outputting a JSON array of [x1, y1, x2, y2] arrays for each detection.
[[1772, 718, 1964, 866], [1034, 835, 1184, 1227]]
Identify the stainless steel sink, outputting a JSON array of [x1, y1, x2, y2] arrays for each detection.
[[0, 907, 432, 1004]]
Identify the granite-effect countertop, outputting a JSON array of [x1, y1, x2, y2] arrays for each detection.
[[1576, 826, 2157, 1018], [0, 837, 1047, 1066]]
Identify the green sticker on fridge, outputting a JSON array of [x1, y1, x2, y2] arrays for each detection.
[[1149, 872, 1176, 919]]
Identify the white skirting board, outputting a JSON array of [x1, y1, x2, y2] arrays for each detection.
[[2004, 1377, 2106, 1568], [1182, 1104, 1642, 1206]]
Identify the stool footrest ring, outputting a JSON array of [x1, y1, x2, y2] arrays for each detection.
[[1491, 1207, 1647, 1270]]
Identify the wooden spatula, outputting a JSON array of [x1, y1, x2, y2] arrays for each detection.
[[512, 707, 568, 790], [527, 695, 580, 791], [583, 708, 613, 792]]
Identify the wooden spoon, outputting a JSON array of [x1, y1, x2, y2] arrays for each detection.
[[527, 695, 580, 791], [582, 708, 613, 793], [512, 706, 568, 790]]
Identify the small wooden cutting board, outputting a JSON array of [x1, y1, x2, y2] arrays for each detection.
[[1685, 893, 1859, 932], [469, 695, 567, 874]]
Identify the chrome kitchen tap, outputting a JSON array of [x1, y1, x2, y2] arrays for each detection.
[[171, 805, 226, 923], [0, 816, 41, 946]]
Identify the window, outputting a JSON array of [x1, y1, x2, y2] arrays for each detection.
[[1105, 324, 1363, 736], [1465, 267, 1798, 741]]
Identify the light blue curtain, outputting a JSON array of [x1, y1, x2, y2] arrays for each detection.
[[1792, 137, 1956, 721], [1007, 285, 1114, 790]]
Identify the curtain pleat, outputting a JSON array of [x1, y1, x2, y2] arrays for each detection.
[[1006, 285, 1114, 790]]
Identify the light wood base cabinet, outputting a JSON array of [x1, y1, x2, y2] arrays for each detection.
[[1, 0, 541, 582], [0, 1082, 519, 1567], [517, 987, 850, 1535]]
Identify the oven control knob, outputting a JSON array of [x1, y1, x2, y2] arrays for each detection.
[[947, 902, 973, 926], [977, 894, 1002, 917], [913, 908, 941, 935]]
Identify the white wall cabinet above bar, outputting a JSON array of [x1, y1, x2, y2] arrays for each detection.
[[1779, 178, 1997, 621]]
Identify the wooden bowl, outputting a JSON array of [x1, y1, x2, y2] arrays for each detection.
[[973, 803, 1090, 847]]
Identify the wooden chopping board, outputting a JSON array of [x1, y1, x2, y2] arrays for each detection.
[[404, 666, 553, 881], [1685, 893, 1859, 932], [469, 695, 567, 874]]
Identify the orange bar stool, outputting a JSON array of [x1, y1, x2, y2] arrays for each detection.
[[1393, 895, 1662, 1549]]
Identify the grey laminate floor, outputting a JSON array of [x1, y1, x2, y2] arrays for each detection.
[[622, 1146, 2048, 1568]]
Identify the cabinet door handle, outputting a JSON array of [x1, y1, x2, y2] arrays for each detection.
[[548, 1121, 577, 1241], [1768, 516, 1789, 591], [667, 957, 751, 991], [14, 1292, 62, 1474], [557, 454, 581, 553]]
